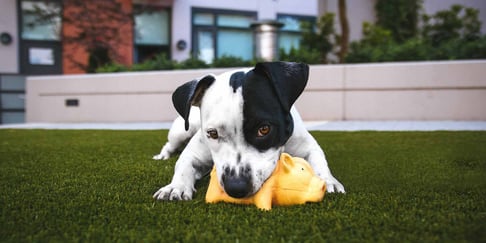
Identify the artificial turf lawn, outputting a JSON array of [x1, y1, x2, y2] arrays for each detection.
[[0, 130, 485, 242]]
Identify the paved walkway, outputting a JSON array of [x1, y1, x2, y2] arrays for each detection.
[[1, 121, 486, 131]]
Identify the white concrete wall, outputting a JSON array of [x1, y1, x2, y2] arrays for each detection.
[[26, 60, 486, 123], [171, 0, 318, 61], [296, 60, 486, 121], [0, 1, 19, 73]]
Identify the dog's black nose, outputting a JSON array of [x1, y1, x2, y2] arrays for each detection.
[[223, 176, 252, 198]]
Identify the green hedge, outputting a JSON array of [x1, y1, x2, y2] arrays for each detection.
[[346, 4, 486, 63], [96, 54, 255, 73]]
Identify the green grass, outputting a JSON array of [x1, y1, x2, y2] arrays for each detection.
[[1, 129, 485, 242]]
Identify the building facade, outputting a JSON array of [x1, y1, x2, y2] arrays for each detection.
[[0, 0, 319, 123], [0, 0, 319, 76], [1, 0, 485, 124]]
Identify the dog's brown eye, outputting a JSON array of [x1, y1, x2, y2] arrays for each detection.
[[257, 125, 270, 137], [207, 129, 219, 139]]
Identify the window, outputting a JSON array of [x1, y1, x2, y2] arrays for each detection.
[[19, 0, 62, 74], [0, 75, 25, 124], [21, 0, 62, 41], [134, 5, 171, 63], [277, 15, 316, 53], [192, 9, 256, 64]]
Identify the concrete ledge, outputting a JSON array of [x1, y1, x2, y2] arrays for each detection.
[[3, 121, 486, 131], [26, 60, 486, 123]]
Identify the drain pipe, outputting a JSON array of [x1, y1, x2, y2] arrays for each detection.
[[250, 20, 284, 61]]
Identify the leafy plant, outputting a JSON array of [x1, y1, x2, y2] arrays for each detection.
[[212, 55, 252, 68], [346, 4, 486, 63], [279, 46, 321, 64], [96, 53, 256, 73], [176, 57, 209, 69], [375, 0, 422, 43], [422, 4, 482, 46]]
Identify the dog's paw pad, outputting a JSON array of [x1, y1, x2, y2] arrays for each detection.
[[153, 184, 193, 201], [153, 153, 169, 160], [325, 178, 346, 194]]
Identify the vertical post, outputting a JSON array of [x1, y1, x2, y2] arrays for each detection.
[[250, 20, 283, 61]]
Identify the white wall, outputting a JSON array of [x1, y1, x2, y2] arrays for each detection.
[[26, 61, 486, 123], [171, 0, 318, 61], [0, 1, 19, 73]]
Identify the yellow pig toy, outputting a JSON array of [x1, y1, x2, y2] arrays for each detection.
[[205, 153, 326, 210]]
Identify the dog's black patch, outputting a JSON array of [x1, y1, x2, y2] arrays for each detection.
[[172, 75, 215, 130], [240, 62, 309, 151], [229, 71, 245, 93], [242, 71, 293, 151]]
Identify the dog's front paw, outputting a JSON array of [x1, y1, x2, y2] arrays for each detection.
[[153, 143, 176, 160], [153, 183, 194, 200], [325, 176, 346, 193], [153, 152, 170, 160]]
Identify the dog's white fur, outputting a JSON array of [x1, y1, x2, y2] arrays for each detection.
[[153, 69, 345, 201]]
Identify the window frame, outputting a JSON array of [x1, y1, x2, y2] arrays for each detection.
[[277, 13, 316, 52], [18, 0, 63, 75], [19, 0, 62, 42], [0, 75, 26, 124], [191, 8, 257, 63], [133, 4, 172, 63]]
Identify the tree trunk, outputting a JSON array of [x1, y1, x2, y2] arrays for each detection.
[[338, 0, 349, 63]]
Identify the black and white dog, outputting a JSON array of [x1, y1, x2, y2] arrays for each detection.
[[153, 61, 345, 201]]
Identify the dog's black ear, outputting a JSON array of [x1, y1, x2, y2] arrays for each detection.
[[254, 61, 309, 111], [172, 75, 215, 130]]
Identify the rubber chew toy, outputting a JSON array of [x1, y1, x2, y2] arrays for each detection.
[[205, 153, 326, 210]]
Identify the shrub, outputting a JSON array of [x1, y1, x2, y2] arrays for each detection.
[[375, 0, 422, 43], [212, 55, 253, 68], [96, 62, 128, 73], [96, 53, 255, 73], [280, 13, 338, 64], [346, 4, 486, 63], [279, 46, 322, 64], [422, 5, 482, 46], [176, 57, 209, 69]]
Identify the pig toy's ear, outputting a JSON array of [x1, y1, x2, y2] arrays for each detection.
[[280, 153, 295, 173]]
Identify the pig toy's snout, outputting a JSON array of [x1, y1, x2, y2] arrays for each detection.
[[308, 177, 326, 201]]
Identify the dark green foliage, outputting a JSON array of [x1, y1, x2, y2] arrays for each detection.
[[87, 46, 111, 73], [176, 57, 210, 69], [346, 4, 486, 63], [97, 54, 258, 73], [1, 130, 486, 242], [280, 13, 338, 64], [422, 4, 482, 46], [130, 53, 178, 71], [279, 46, 322, 64], [211, 55, 253, 68], [375, 0, 422, 43]]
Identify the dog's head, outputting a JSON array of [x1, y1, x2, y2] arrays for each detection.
[[173, 61, 309, 198]]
